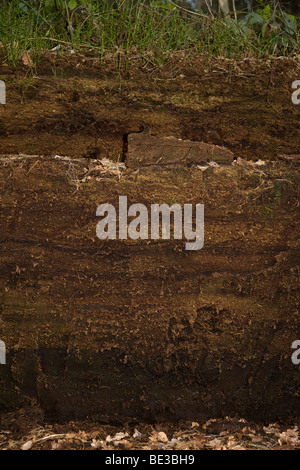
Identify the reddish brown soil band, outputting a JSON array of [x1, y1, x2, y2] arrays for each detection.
[[0, 157, 299, 423]]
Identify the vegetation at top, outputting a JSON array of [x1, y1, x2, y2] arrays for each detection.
[[0, 0, 299, 68]]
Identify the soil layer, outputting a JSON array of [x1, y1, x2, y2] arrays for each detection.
[[0, 53, 300, 424], [0, 54, 299, 161]]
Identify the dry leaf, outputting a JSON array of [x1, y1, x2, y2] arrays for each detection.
[[133, 429, 141, 438], [157, 432, 168, 443], [106, 432, 129, 443], [149, 430, 168, 444], [21, 440, 33, 450], [21, 51, 33, 67], [51, 440, 65, 450], [91, 439, 104, 449]]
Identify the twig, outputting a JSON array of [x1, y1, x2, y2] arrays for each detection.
[[26, 159, 39, 175], [28, 37, 96, 50], [232, 0, 237, 21], [204, 0, 215, 17], [66, 161, 81, 190], [35, 434, 66, 444]]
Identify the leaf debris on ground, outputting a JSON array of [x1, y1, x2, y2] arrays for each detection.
[[1, 409, 299, 450]]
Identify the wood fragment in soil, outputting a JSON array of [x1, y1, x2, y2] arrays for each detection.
[[126, 130, 234, 169]]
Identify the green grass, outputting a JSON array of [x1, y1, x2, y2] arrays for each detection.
[[0, 0, 299, 69]]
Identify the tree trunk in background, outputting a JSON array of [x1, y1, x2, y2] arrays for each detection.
[[218, 0, 230, 16]]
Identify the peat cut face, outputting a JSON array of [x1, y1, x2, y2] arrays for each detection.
[[0, 158, 299, 423], [126, 130, 234, 168]]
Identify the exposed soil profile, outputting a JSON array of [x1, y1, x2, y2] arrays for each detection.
[[0, 53, 300, 434], [0, 54, 299, 161]]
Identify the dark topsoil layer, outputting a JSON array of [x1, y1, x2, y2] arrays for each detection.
[[0, 52, 300, 428], [0, 52, 299, 160]]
